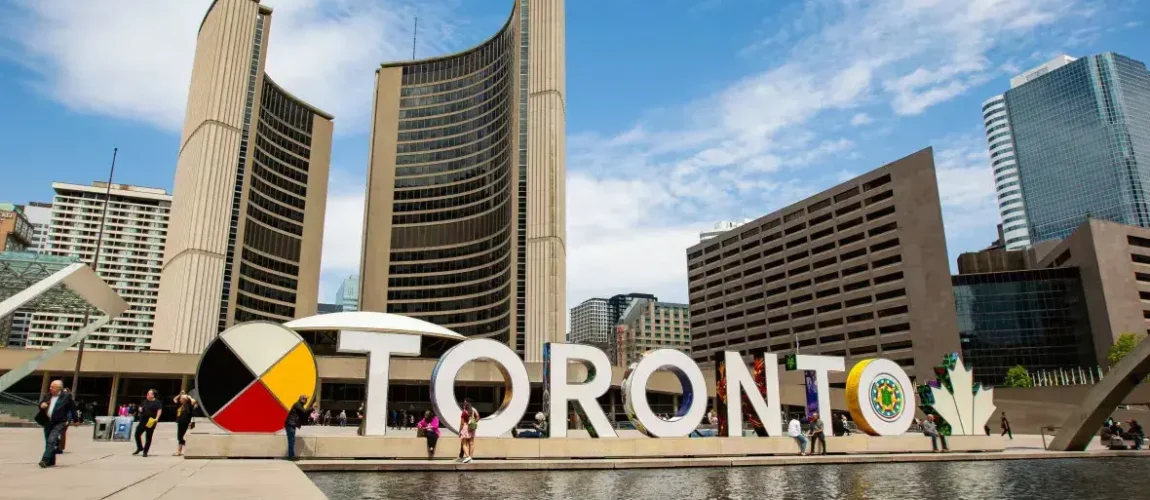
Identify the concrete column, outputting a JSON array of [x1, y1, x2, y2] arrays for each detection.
[[107, 374, 120, 416], [673, 395, 679, 414], [39, 373, 50, 398], [179, 375, 188, 393]]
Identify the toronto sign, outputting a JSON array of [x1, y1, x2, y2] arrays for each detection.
[[196, 319, 996, 438]]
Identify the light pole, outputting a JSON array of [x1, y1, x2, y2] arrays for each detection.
[[70, 147, 118, 396]]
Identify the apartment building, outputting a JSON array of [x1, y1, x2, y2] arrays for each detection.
[[27, 182, 170, 351]]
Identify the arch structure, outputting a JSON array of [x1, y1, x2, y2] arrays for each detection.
[[1047, 336, 1150, 451], [0, 256, 128, 392]]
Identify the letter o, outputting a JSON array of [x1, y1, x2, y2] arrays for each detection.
[[846, 358, 916, 436], [621, 349, 708, 438], [430, 339, 529, 438]]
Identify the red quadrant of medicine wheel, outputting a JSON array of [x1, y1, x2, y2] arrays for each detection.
[[213, 380, 289, 433]]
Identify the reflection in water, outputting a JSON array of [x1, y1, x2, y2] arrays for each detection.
[[309, 458, 1149, 500]]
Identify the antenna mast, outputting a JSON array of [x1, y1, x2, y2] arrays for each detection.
[[412, 17, 418, 60]]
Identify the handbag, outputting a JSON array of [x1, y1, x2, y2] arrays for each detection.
[[467, 412, 478, 432], [416, 427, 426, 437]]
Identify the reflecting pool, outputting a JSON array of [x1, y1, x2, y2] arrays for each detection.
[[309, 457, 1149, 500]]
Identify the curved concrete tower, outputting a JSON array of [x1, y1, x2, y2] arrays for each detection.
[[361, 0, 565, 361], [153, 0, 333, 354]]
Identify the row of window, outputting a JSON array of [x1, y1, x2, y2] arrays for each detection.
[[399, 23, 513, 86], [398, 76, 510, 121], [400, 55, 506, 97], [690, 178, 893, 262], [693, 253, 904, 321], [389, 240, 511, 275], [392, 189, 510, 225], [395, 120, 511, 166]]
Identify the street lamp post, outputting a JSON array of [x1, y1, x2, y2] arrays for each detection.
[[70, 147, 118, 396]]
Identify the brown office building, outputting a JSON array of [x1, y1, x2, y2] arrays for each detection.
[[153, 0, 333, 354], [686, 148, 960, 381], [1030, 219, 1150, 366], [361, 1, 566, 361]]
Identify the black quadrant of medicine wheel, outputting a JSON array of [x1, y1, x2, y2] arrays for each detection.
[[196, 338, 258, 416]]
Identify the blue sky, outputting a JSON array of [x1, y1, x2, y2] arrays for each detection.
[[0, 0, 1147, 310]]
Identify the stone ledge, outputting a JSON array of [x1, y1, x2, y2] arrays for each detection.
[[186, 434, 1007, 460]]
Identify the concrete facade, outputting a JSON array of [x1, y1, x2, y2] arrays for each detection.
[[153, 0, 332, 354], [686, 148, 960, 381], [361, 1, 566, 361], [1035, 219, 1150, 367]]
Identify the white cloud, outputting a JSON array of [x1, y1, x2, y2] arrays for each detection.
[[317, 167, 365, 302], [2, 0, 471, 133], [849, 113, 874, 126], [932, 134, 1002, 256], [558, 0, 1088, 308]]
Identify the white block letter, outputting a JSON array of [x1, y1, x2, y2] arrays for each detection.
[[548, 343, 617, 438], [337, 331, 421, 436], [724, 351, 783, 437], [430, 339, 529, 437], [795, 354, 845, 420], [621, 349, 708, 438]]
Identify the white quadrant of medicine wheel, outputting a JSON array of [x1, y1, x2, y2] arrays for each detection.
[[220, 323, 302, 376]]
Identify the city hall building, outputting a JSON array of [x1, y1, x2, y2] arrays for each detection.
[[360, 0, 567, 362]]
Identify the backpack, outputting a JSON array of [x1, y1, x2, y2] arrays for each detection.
[[467, 409, 479, 431]]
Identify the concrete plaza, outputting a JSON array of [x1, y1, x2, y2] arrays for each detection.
[[0, 424, 324, 500]]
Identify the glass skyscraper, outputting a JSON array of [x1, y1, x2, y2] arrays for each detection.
[[335, 274, 359, 312], [953, 268, 1096, 386], [985, 53, 1150, 246]]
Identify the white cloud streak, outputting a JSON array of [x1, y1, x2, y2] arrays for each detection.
[[2, 0, 469, 134]]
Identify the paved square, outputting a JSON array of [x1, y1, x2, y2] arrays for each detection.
[[0, 423, 325, 500]]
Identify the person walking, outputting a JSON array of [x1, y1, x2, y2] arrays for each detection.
[[457, 399, 479, 463], [808, 412, 827, 455], [285, 395, 311, 460], [788, 415, 807, 455], [923, 414, 949, 452], [416, 410, 441, 459], [338, 409, 347, 427], [35, 380, 75, 468], [173, 392, 197, 456], [1000, 412, 1013, 440], [132, 390, 163, 457]]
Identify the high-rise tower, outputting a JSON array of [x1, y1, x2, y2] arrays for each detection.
[[361, 0, 565, 361], [153, 0, 333, 354], [983, 53, 1150, 247]]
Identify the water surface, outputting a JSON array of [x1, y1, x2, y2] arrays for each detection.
[[308, 457, 1149, 500]]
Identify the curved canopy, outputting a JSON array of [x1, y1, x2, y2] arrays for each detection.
[[284, 311, 466, 341]]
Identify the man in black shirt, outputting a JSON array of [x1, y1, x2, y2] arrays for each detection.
[[132, 389, 163, 457], [285, 394, 311, 460], [36, 380, 75, 468]]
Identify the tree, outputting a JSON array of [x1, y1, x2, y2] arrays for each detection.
[[1108, 333, 1146, 367], [1002, 365, 1033, 388]]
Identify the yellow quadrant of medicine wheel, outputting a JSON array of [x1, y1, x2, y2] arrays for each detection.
[[259, 342, 317, 410]]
